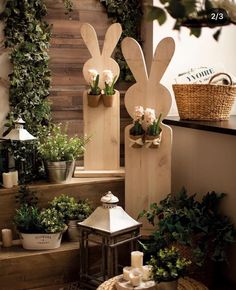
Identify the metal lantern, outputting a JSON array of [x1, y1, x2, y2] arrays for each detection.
[[2, 117, 36, 183], [78, 191, 142, 289], [2, 117, 36, 141]]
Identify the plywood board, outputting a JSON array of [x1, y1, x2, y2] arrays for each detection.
[[74, 167, 125, 177], [81, 23, 122, 170], [121, 37, 175, 232], [83, 90, 120, 170]]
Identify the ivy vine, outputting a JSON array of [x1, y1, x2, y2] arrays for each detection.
[[100, 0, 143, 81], [1, 0, 52, 135], [0, 0, 52, 182]]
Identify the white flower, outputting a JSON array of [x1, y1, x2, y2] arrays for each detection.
[[103, 70, 113, 85], [144, 108, 156, 125], [88, 69, 98, 83], [134, 106, 144, 121]]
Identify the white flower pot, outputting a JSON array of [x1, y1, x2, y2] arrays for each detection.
[[20, 232, 63, 250]]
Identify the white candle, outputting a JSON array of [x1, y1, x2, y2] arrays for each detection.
[[2, 229, 13, 247], [142, 265, 153, 281], [2, 172, 13, 189], [129, 269, 142, 287], [11, 170, 18, 186], [123, 266, 132, 281], [131, 251, 143, 268]]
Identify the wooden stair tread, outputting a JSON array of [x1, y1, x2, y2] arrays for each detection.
[[0, 241, 80, 261], [0, 177, 124, 194]]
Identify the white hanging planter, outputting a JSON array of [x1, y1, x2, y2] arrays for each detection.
[[20, 232, 63, 250]]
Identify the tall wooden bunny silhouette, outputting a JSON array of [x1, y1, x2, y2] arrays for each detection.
[[121, 37, 175, 232], [80, 23, 122, 173]]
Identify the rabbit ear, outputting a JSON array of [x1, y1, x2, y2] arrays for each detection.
[[102, 23, 122, 58], [80, 23, 100, 58], [121, 37, 148, 83], [149, 37, 175, 83]]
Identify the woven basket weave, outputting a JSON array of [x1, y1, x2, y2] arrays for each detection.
[[173, 73, 236, 121]]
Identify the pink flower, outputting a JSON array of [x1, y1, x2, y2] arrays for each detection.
[[134, 106, 144, 121]]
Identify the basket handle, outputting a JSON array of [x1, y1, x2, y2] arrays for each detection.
[[209, 72, 232, 85]]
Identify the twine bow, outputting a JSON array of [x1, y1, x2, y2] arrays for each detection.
[[129, 136, 144, 148], [145, 133, 162, 148]]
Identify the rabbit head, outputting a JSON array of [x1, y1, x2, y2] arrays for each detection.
[[81, 22, 122, 88], [121, 37, 175, 120]]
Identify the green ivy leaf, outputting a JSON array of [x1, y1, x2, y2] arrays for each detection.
[[147, 6, 167, 25], [190, 27, 201, 37]]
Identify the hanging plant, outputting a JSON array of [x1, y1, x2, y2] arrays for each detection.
[[0, 0, 52, 181], [148, 0, 236, 41], [100, 0, 143, 81]]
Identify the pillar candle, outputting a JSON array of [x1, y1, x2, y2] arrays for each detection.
[[2, 229, 13, 247], [131, 251, 143, 268], [2, 172, 13, 189], [142, 265, 153, 281], [11, 170, 18, 186], [129, 269, 142, 287]]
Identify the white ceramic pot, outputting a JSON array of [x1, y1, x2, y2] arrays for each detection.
[[20, 232, 63, 250]]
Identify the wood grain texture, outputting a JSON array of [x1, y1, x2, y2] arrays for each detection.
[[83, 90, 120, 170], [45, 0, 131, 166], [121, 37, 175, 231], [81, 23, 122, 170]]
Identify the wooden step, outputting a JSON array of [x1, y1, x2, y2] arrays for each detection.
[[0, 242, 80, 290], [0, 177, 125, 239]]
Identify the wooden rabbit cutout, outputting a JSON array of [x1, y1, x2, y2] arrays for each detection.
[[80, 23, 122, 172], [121, 37, 175, 231]]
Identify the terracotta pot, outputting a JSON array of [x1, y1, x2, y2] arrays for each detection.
[[129, 134, 144, 148], [157, 280, 178, 290], [102, 94, 114, 107], [87, 93, 101, 107]]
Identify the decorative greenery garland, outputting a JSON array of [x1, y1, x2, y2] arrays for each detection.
[[99, 0, 143, 81], [0, 0, 52, 181], [1, 0, 51, 135]]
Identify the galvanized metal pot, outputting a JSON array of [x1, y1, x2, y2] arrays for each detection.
[[45, 160, 75, 183], [67, 220, 80, 242]]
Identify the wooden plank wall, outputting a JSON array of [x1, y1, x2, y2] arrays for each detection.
[[45, 0, 132, 166]]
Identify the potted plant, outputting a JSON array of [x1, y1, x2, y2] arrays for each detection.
[[87, 69, 101, 107], [14, 204, 66, 250], [139, 188, 236, 285], [49, 194, 93, 241], [143, 109, 162, 149], [129, 106, 145, 148], [37, 123, 89, 183], [148, 246, 191, 290], [102, 70, 117, 107]]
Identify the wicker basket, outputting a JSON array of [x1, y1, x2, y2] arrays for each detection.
[[173, 73, 236, 121]]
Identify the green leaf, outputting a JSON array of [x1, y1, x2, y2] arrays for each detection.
[[147, 6, 167, 25], [213, 28, 222, 41], [190, 27, 201, 37], [167, 0, 186, 19], [181, 0, 196, 14]]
